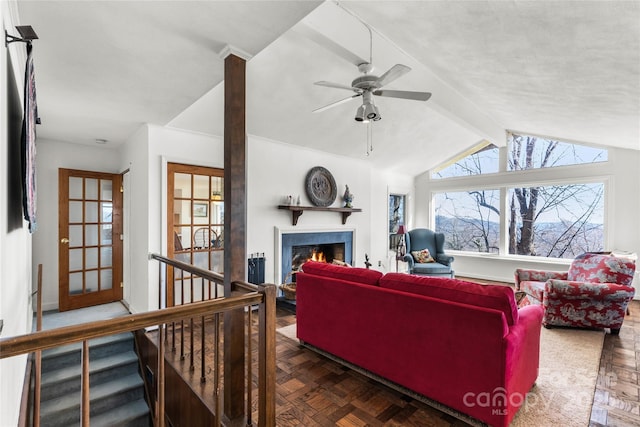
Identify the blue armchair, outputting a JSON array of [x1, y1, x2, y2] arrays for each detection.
[[402, 228, 454, 277]]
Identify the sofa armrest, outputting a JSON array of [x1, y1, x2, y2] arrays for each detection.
[[545, 279, 636, 302], [514, 268, 567, 290], [402, 254, 415, 269], [504, 304, 544, 413], [436, 253, 454, 266]]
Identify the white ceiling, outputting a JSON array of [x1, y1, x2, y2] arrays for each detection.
[[16, 1, 640, 177]]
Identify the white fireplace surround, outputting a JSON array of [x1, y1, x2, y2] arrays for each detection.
[[274, 227, 356, 285]]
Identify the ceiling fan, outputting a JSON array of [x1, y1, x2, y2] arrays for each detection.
[[313, 62, 432, 122]]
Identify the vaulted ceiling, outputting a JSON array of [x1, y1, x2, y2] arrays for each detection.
[[15, 1, 640, 176]]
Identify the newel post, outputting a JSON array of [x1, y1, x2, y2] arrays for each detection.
[[258, 284, 277, 426]]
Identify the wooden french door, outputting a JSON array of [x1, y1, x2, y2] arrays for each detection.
[[58, 169, 123, 311], [167, 163, 224, 306]]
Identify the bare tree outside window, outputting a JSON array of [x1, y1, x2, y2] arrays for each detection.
[[433, 134, 606, 259], [435, 190, 500, 253]]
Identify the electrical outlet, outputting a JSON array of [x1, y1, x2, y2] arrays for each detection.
[[378, 260, 382, 267]]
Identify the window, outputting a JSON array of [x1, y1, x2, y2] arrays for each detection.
[[508, 183, 604, 258], [508, 132, 607, 171], [432, 141, 499, 179], [389, 194, 406, 250], [432, 133, 608, 259], [434, 190, 500, 253]]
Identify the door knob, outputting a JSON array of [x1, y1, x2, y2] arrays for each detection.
[[60, 238, 69, 244]]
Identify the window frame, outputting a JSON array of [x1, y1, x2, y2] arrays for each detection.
[[428, 144, 611, 261]]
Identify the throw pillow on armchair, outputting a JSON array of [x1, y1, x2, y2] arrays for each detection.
[[411, 248, 435, 263]]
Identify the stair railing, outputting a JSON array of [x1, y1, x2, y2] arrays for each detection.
[[1, 257, 276, 427]]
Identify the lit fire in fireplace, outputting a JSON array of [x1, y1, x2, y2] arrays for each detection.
[[310, 250, 326, 263]]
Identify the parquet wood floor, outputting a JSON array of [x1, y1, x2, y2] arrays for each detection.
[[157, 295, 640, 426], [590, 299, 640, 427]]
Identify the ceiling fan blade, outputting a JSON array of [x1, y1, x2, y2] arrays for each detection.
[[373, 89, 431, 101], [375, 64, 412, 88], [313, 94, 362, 113], [314, 81, 358, 92], [293, 23, 367, 67]]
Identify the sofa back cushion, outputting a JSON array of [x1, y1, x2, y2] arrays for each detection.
[[567, 253, 636, 286], [300, 261, 383, 286], [380, 273, 518, 325]]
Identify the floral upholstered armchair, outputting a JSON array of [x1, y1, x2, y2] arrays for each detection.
[[515, 253, 636, 334]]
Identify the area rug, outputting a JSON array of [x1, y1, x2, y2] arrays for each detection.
[[276, 323, 604, 427], [275, 323, 298, 342]]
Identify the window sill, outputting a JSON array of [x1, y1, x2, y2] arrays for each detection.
[[448, 251, 572, 267]]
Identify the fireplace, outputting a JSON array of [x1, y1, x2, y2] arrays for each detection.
[[279, 230, 353, 283]]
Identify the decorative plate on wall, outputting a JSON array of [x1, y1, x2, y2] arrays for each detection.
[[305, 166, 337, 207]]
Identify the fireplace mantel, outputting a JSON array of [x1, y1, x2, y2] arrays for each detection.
[[277, 205, 362, 226]]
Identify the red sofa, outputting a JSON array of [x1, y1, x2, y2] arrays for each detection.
[[296, 261, 544, 427]]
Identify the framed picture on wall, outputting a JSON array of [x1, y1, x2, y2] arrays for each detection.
[[193, 202, 208, 218]]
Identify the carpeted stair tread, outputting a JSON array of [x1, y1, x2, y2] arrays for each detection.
[[42, 333, 133, 359], [90, 399, 151, 427], [41, 351, 138, 387], [40, 373, 144, 418]]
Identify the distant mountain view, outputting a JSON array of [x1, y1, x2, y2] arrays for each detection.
[[436, 215, 604, 259]]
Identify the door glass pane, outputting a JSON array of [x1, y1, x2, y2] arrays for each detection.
[[101, 202, 113, 223], [193, 227, 212, 249], [211, 201, 223, 224], [86, 270, 98, 292], [211, 177, 223, 201], [193, 203, 208, 224], [85, 202, 98, 223], [69, 272, 83, 294], [193, 175, 209, 199], [69, 201, 83, 223], [101, 269, 113, 290], [211, 251, 224, 273], [69, 249, 83, 271], [85, 179, 98, 200], [69, 225, 83, 247], [101, 247, 112, 267], [173, 200, 191, 225], [69, 177, 83, 199], [86, 248, 98, 269], [175, 226, 191, 251], [86, 225, 99, 246], [101, 225, 113, 245], [174, 173, 191, 198], [100, 180, 113, 201]]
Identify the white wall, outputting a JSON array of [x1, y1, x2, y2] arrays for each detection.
[[32, 140, 120, 310], [247, 136, 378, 284], [1, 3, 34, 425], [414, 145, 640, 284], [118, 125, 150, 314], [369, 171, 414, 273], [118, 125, 224, 313]]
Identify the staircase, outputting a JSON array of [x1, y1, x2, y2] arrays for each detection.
[[38, 332, 151, 427]]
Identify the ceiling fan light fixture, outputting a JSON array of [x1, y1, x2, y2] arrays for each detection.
[[364, 102, 381, 121], [354, 104, 368, 122]]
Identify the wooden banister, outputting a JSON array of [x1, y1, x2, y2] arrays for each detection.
[[34, 264, 43, 427], [0, 295, 261, 359], [6, 255, 276, 426]]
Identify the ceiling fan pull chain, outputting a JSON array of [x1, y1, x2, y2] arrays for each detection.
[[366, 122, 373, 155]]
